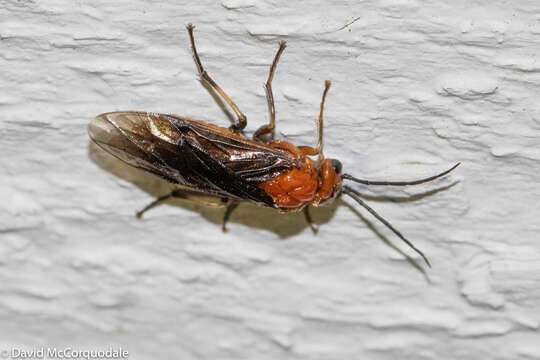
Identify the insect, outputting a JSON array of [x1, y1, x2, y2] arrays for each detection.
[[89, 24, 459, 267]]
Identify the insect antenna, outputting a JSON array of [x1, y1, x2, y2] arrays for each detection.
[[342, 162, 460, 186], [342, 185, 431, 267]]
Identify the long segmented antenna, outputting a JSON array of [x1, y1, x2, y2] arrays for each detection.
[[342, 185, 431, 267], [342, 163, 460, 186]]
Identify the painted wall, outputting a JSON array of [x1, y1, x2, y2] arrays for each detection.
[[1, 1, 540, 359]]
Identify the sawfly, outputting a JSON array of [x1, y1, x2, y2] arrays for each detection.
[[89, 24, 459, 267]]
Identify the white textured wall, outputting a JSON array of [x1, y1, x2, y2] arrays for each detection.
[[2, 0, 540, 359]]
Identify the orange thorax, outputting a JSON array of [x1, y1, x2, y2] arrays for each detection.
[[259, 140, 340, 210]]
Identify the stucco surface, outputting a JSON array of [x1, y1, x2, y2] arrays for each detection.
[[1, 0, 540, 359]]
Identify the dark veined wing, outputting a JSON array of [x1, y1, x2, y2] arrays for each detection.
[[88, 111, 296, 206]]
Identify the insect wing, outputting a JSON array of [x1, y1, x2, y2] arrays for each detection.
[[89, 112, 184, 184], [88, 112, 294, 206]]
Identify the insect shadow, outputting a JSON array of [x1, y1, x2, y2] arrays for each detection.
[[88, 141, 338, 238], [89, 139, 456, 261]]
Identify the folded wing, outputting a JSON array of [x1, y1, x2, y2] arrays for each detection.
[[88, 111, 295, 206]]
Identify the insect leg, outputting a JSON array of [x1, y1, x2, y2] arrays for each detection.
[[298, 80, 331, 158], [303, 206, 319, 234], [171, 189, 229, 207], [136, 193, 174, 218], [253, 41, 287, 142], [222, 201, 239, 233], [186, 24, 247, 132], [136, 189, 226, 218]]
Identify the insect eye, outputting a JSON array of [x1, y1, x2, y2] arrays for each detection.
[[330, 159, 342, 174]]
